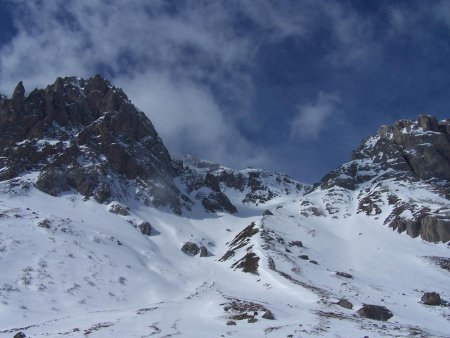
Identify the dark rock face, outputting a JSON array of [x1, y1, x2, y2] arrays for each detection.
[[108, 203, 130, 216], [181, 242, 200, 256], [337, 299, 353, 309], [288, 240, 303, 247], [421, 292, 441, 305], [263, 209, 273, 216], [199, 245, 208, 257], [357, 304, 393, 321], [420, 216, 450, 243], [13, 333, 26, 338], [0, 75, 184, 214], [201, 191, 237, 214], [316, 115, 450, 243], [262, 310, 275, 320], [336, 272, 353, 279], [137, 221, 152, 236], [231, 252, 260, 274], [385, 204, 450, 243], [220, 223, 259, 262], [321, 115, 450, 191], [178, 155, 311, 210]]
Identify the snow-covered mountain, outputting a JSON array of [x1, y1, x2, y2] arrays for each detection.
[[0, 76, 448, 338]]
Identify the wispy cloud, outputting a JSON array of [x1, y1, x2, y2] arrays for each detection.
[[290, 92, 340, 140], [1, 1, 446, 175]]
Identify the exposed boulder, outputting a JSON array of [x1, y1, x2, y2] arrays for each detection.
[[13, 333, 26, 338], [137, 221, 152, 236], [262, 310, 275, 320], [421, 292, 441, 306], [336, 272, 353, 279], [337, 299, 353, 309], [199, 245, 208, 257], [108, 203, 130, 216], [181, 242, 200, 256], [288, 240, 303, 247], [357, 304, 393, 321]]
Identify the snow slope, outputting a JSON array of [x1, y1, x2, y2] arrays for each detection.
[[0, 172, 448, 338]]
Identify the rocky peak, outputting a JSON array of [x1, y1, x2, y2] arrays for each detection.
[[12, 81, 25, 99], [315, 115, 450, 243], [0, 75, 183, 213], [321, 115, 450, 190]]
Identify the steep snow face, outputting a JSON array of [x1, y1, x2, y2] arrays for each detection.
[[0, 173, 449, 338]]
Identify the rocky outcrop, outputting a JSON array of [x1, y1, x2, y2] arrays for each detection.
[[317, 115, 450, 243], [336, 272, 352, 279], [357, 304, 393, 321], [177, 155, 311, 208], [181, 242, 208, 257], [0, 75, 186, 213], [421, 292, 441, 305], [137, 221, 152, 236], [181, 242, 200, 256], [385, 203, 450, 243], [337, 299, 353, 309], [321, 115, 450, 190]]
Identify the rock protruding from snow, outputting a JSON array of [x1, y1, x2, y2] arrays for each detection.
[[336, 271, 353, 279], [181, 242, 200, 256], [313, 115, 450, 243], [177, 154, 311, 209], [137, 221, 152, 236], [13, 332, 26, 338], [337, 299, 353, 309], [421, 292, 441, 306], [357, 304, 393, 321], [321, 115, 450, 191], [180, 242, 208, 257]]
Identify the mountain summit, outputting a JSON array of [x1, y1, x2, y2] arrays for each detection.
[[0, 75, 308, 216], [0, 76, 448, 337], [317, 115, 450, 243]]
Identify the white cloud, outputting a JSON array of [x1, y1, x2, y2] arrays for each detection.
[[0, 0, 279, 169], [0, 0, 404, 169], [290, 92, 340, 140], [115, 71, 268, 169]]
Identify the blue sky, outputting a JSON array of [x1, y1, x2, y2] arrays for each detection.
[[0, 0, 449, 183]]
